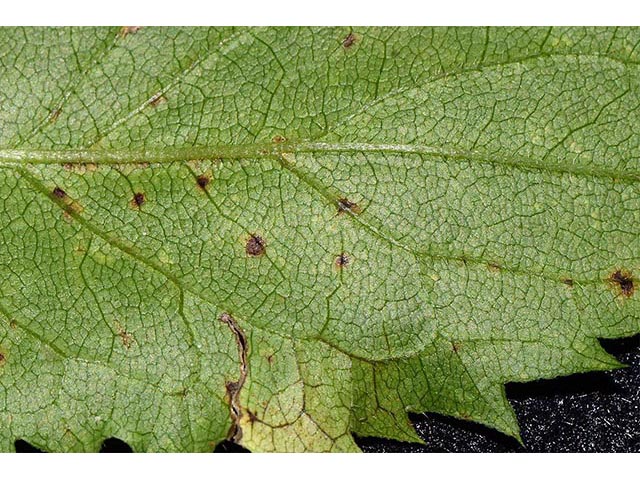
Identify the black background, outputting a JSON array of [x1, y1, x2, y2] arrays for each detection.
[[15, 334, 639, 453]]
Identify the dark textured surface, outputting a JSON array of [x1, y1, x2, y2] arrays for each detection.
[[358, 335, 640, 452], [15, 335, 640, 453]]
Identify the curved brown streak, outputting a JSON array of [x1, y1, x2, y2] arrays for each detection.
[[219, 313, 249, 442]]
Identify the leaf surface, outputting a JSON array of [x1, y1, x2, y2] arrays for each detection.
[[0, 27, 638, 452]]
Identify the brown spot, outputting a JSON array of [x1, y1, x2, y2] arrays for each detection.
[[245, 234, 266, 257], [49, 108, 61, 123], [9, 321, 17, 329], [131, 192, 145, 208], [609, 269, 635, 298], [247, 410, 259, 424], [196, 174, 210, 190], [0, 352, 5, 365], [342, 32, 358, 49], [272, 135, 286, 144], [451, 341, 461, 354], [337, 197, 361, 214], [561, 278, 574, 287], [149, 92, 167, 107], [335, 253, 350, 268], [52, 187, 66, 199], [115, 322, 134, 349], [119, 26, 141, 38], [488, 262, 501, 273], [266, 354, 274, 365]]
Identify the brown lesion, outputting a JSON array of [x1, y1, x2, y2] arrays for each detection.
[[115, 321, 134, 349], [219, 312, 249, 443], [335, 252, 350, 269], [451, 341, 462, 354], [119, 26, 141, 38], [51, 186, 84, 214], [196, 174, 211, 191], [148, 92, 167, 108], [49, 108, 61, 123], [342, 32, 358, 49], [245, 234, 266, 257], [561, 277, 574, 287], [337, 197, 361, 215], [608, 269, 635, 298], [130, 192, 145, 209], [487, 262, 501, 273]]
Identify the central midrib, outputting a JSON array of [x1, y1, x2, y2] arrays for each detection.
[[0, 141, 637, 183]]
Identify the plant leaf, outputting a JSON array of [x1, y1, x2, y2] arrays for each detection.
[[0, 27, 638, 452]]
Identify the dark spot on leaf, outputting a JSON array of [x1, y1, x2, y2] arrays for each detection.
[[196, 174, 210, 190], [52, 187, 66, 199], [335, 253, 350, 268], [488, 262, 501, 272], [609, 269, 634, 298], [451, 341, 461, 353], [337, 197, 361, 214], [49, 108, 61, 123], [149, 92, 167, 107], [0, 351, 5, 365], [245, 234, 266, 257], [131, 192, 145, 208], [226, 380, 240, 397], [562, 278, 574, 287], [342, 32, 357, 48], [272, 135, 286, 144], [247, 410, 259, 424]]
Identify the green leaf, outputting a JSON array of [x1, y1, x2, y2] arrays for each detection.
[[0, 26, 638, 452]]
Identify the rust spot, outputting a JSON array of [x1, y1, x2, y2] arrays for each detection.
[[119, 26, 141, 38], [52, 187, 66, 199], [561, 278, 574, 287], [272, 135, 286, 144], [609, 269, 635, 298], [342, 32, 358, 49], [49, 108, 61, 123], [131, 192, 145, 208], [149, 92, 167, 107], [196, 174, 210, 190], [245, 234, 266, 257], [337, 197, 361, 214], [335, 253, 350, 268]]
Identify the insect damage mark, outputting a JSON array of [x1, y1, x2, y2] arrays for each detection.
[[131, 192, 145, 208], [337, 197, 361, 214], [561, 278, 574, 287], [245, 234, 266, 257], [219, 313, 249, 443], [609, 269, 635, 298]]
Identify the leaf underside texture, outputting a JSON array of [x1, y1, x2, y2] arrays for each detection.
[[0, 27, 638, 452]]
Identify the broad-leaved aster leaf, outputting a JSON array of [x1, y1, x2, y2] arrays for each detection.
[[0, 27, 638, 452]]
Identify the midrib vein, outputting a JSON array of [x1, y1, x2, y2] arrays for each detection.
[[0, 141, 637, 183]]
